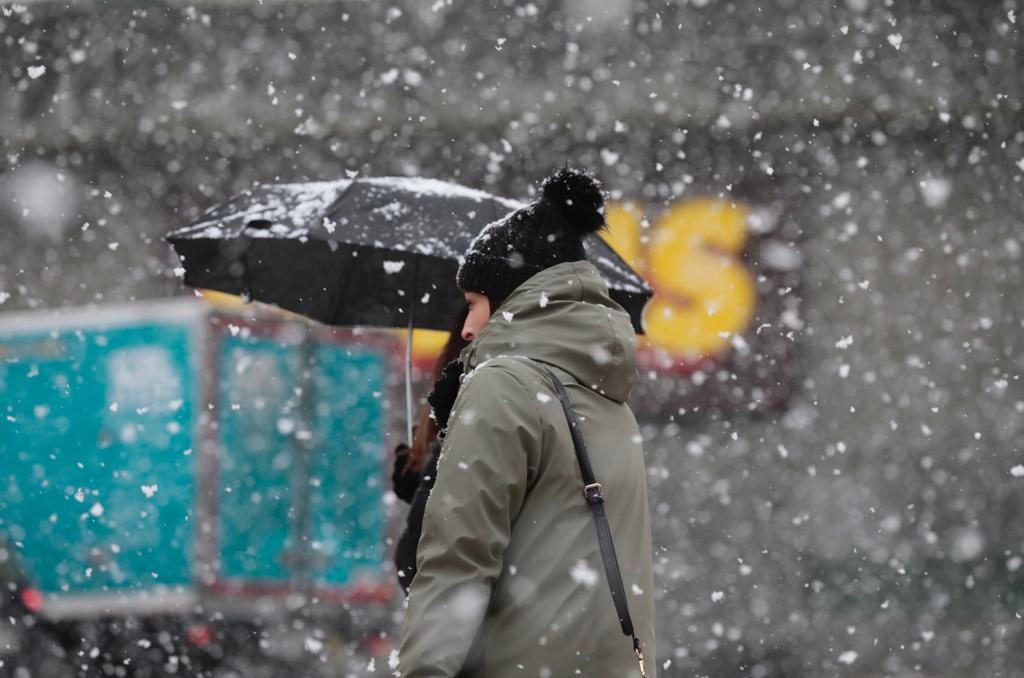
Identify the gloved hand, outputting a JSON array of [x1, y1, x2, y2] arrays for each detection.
[[427, 358, 463, 437], [391, 441, 421, 503]]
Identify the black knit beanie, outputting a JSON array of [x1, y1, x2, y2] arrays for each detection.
[[456, 167, 606, 308]]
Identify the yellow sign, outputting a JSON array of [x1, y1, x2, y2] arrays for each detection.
[[605, 198, 757, 363], [406, 327, 451, 367]]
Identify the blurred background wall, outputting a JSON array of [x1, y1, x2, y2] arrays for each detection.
[[2, 0, 1023, 675]]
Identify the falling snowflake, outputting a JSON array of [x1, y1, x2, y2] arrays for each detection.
[[570, 560, 599, 588]]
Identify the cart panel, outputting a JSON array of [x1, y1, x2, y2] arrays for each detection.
[[1, 318, 197, 595], [213, 326, 389, 591]]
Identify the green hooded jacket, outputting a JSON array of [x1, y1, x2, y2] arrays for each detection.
[[398, 260, 657, 678]]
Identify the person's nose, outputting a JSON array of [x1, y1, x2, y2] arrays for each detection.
[[461, 326, 474, 342]]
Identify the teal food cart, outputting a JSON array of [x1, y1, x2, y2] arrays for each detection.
[[0, 298, 398, 622]]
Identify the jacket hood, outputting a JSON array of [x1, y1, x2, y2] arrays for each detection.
[[461, 260, 638, 403]]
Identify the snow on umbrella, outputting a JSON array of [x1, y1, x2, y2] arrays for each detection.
[[165, 175, 653, 441], [165, 175, 652, 333]]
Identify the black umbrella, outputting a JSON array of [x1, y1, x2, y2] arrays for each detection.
[[166, 176, 651, 333], [166, 176, 653, 441]]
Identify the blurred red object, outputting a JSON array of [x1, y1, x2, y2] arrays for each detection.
[[19, 587, 43, 613], [186, 623, 212, 647], [359, 633, 391, 657]]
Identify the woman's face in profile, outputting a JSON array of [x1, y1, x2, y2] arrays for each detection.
[[461, 291, 491, 341]]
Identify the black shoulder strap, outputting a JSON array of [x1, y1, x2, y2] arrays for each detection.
[[543, 368, 648, 678]]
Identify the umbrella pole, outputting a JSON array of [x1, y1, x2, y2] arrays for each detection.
[[405, 314, 414, 445], [405, 256, 421, 446]]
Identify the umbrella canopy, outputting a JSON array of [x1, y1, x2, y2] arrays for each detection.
[[166, 176, 652, 333]]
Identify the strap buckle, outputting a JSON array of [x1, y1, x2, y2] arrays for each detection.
[[582, 482, 604, 503], [634, 638, 648, 678]]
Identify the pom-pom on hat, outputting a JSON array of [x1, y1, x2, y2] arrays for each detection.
[[456, 167, 606, 308]]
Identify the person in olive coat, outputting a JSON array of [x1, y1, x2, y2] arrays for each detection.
[[397, 167, 657, 678]]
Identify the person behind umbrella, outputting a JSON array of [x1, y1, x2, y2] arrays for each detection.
[[391, 309, 470, 594], [397, 167, 657, 678]]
